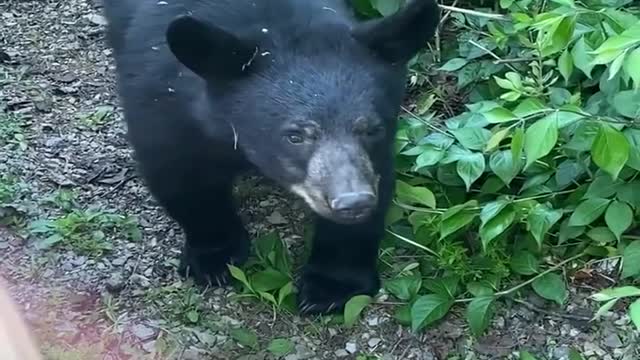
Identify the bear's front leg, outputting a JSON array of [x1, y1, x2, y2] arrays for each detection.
[[297, 213, 384, 315], [160, 180, 250, 287]]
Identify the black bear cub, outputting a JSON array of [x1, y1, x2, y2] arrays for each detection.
[[102, 0, 439, 314]]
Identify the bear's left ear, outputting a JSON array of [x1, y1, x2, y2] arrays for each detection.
[[166, 16, 258, 81], [351, 0, 440, 64]]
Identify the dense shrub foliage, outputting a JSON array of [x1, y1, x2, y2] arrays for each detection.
[[349, 0, 640, 335]]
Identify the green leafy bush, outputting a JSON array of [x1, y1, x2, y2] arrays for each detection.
[[352, 0, 640, 335]]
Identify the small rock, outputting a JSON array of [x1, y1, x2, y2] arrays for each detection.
[[85, 14, 108, 26], [0, 241, 9, 250], [334, 349, 349, 357], [345, 342, 357, 354], [583, 342, 606, 356], [602, 333, 623, 348], [266, 211, 288, 225], [71, 256, 87, 266], [552, 346, 571, 360], [45, 137, 64, 148], [112, 256, 128, 266], [106, 273, 125, 293], [367, 338, 381, 348], [366, 316, 379, 326], [131, 324, 156, 341], [141, 340, 156, 353]]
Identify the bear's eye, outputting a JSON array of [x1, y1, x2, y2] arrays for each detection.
[[286, 133, 305, 145]]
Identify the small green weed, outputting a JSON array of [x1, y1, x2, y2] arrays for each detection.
[[28, 206, 141, 256], [228, 231, 296, 312], [77, 106, 115, 130], [145, 280, 209, 326], [0, 174, 31, 226], [0, 111, 29, 150]]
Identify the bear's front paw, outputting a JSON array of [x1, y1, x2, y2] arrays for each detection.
[[297, 268, 380, 315], [178, 239, 249, 287]]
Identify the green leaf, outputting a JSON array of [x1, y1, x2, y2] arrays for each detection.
[[423, 276, 460, 299], [466, 296, 496, 337], [622, 240, 640, 279], [604, 201, 633, 241], [480, 203, 516, 251], [532, 272, 568, 305], [230, 327, 258, 349], [385, 275, 422, 301], [609, 51, 627, 80], [511, 127, 524, 165], [630, 299, 640, 331], [411, 294, 454, 331], [452, 127, 492, 150], [513, 98, 545, 118], [415, 146, 445, 169], [591, 123, 630, 180], [439, 58, 469, 72], [511, 251, 540, 275], [558, 218, 585, 244], [591, 21, 640, 62], [524, 115, 558, 169], [343, 295, 372, 327], [612, 90, 640, 118], [490, 150, 522, 186], [370, 0, 402, 16], [395, 180, 436, 209], [520, 350, 539, 360], [267, 338, 294, 356], [616, 181, 640, 208], [550, 0, 574, 6], [593, 298, 618, 320], [527, 203, 563, 248], [585, 227, 616, 244], [485, 128, 510, 152], [278, 281, 294, 305], [568, 198, 610, 227], [482, 106, 517, 123], [591, 286, 640, 302], [440, 200, 478, 239], [569, 349, 585, 360], [623, 47, 640, 89], [571, 37, 595, 78], [228, 265, 253, 291], [456, 152, 486, 191], [186, 310, 199, 323], [558, 48, 573, 84], [623, 129, 640, 171], [250, 268, 290, 292]]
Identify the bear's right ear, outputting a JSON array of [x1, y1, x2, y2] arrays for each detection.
[[166, 16, 258, 80], [351, 0, 440, 64]]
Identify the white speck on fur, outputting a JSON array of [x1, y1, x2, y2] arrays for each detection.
[[261, 28, 268, 33]]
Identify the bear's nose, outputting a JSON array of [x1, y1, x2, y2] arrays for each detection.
[[330, 192, 377, 218]]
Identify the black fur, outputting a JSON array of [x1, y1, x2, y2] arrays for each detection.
[[102, 0, 439, 315]]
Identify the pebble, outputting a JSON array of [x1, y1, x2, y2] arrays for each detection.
[[131, 324, 156, 341], [368, 338, 381, 348], [334, 349, 349, 357], [345, 342, 357, 354], [112, 256, 128, 266], [602, 333, 623, 348], [106, 273, 125, 293], [552, 346, 571, 360], [266, 211, 288, 225]]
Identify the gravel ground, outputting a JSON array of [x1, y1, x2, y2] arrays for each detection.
[[1, 1, 639, 359]]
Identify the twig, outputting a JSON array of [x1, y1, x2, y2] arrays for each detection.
[[510, 298, 591, 321], [438, 4, 507, 20], [468, 39, 518, 72]]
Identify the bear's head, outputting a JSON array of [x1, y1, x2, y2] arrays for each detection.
[[166, 0, 440, 224]]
